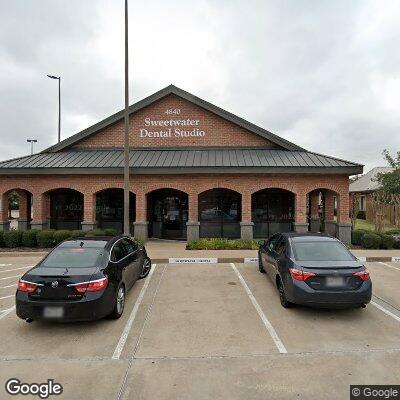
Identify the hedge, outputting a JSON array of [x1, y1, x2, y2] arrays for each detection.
[[21, 229, 39, 247], [351, 229, 367, 246], [361, 233, 382, 249], [0, 231, 5, 247], [380, 234, 395, 249], [54, 230, 73, 245], [4, 230, 23, 248], [187, 238, 259, 250], [36, 230, 55, 248]]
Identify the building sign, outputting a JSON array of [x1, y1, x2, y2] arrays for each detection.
[[140, 109, 206, 139]]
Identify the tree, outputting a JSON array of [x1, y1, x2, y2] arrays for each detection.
[[349, 192, 360, 230], [376, 149, 400, 194]]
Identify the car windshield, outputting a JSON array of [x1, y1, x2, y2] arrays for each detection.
[[292, 241, 354, 262], [41, 247, 103, 268]]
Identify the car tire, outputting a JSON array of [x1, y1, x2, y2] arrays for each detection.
[[258, 253, 266, 273], [139, 257, 151, 279], [109, 284, 125, 319], [277, 279, 292, 308]]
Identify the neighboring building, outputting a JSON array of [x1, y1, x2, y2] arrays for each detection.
[[0, 85, 362, 242], [349, 167, 395, 223]]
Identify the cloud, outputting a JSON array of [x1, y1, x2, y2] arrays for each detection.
[[0, 0, 399, 172]]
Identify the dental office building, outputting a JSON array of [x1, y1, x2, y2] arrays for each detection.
[[0, 85, 362, 242]]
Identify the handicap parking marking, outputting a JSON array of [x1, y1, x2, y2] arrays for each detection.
[[112, 264, 159, 360], [0, 275, 21, 281], [0, 306, 15, 321], [230, 263, 287, 354], [371, 300, 400, 324], [0, 266, 33, 274], [379, 262, 400, 272], [0, 294, 13, 301], [0, 284, 17, 289]]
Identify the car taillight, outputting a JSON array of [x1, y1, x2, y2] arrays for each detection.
[[72, 277, 108, 293], [17, 280, 38, 293], [289, 268, 317, 281], [353, 269, 370, 281]]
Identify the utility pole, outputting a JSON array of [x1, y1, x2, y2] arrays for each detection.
[[123, 0, 130, 235]]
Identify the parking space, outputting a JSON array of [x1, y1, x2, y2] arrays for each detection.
[[0, 259, 399, 399]]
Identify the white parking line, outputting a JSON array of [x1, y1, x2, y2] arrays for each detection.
[[371, 301, 400, 323], [230, 263, 287, 354], [0, 294, 13, 300], [0, 284, 17, 289], [0, 264, 12, 267], [112, 264, 157, 360], [0, 306, 15, 321], [0, 275, 20, 281], [0, 266, 32, 274], [379, 262, 400, 272]]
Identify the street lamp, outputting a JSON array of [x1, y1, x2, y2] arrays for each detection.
[[123, 0, 130, 235], [27, 139, 37, 155], [47, 74, 61, 143]]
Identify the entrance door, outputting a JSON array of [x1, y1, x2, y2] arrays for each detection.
[[148, 189, 188, 240]]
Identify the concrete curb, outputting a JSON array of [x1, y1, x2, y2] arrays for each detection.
[[152, 257, 400, 264]]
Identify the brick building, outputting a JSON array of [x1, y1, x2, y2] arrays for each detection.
[[0, 85, 362, 242]]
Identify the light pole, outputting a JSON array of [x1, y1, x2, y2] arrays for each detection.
[[47, 75, 61, 143], [123, 0, 130, 235], [27, 139, 37, 155]]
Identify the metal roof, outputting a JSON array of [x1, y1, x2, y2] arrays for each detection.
[[349, 167, 394, 193], [43, 85, 305, 153], [0, 148, 363, 175]]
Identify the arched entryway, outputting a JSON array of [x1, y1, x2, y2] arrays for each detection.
[[252, 188, 294, 238], [96, 189, 135, 234], [147, 188, 188, 240], [307, 188, 338, 235], [1, 189, 33, 230], [199, 188, 241, 238], [49, 188, 83, 230]]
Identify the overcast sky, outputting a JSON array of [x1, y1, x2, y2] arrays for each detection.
[[1, 0, 399, 173]]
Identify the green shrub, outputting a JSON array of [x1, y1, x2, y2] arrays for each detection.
[[393, 236, 400, 249], [380, 234, 395, 249], [103, 228, 117, 236], [37, 230, 55, 248], [54, 230, 72, 245], [351, 229, 367, 246], [3, 230, 23, 248], [361, 233, 382, 249], [85, 229, 106, 237], [21, 230, 39, 247], [70, 230, 85, 239], [0, 231, 5, 247], [385, 229, 400, 235], [186, 238, 259, 250]]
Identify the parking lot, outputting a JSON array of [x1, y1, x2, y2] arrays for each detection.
[[0, 256, 399, 399]]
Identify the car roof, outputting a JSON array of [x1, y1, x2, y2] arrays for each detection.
[[59, 235, 132, 250], [280, 232, 338, 242]]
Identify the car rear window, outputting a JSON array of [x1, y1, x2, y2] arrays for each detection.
[[41, 247, 103, 268], [291, 241, 355, 262]]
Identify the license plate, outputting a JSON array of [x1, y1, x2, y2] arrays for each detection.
[[326, 276, 345, 287], [43, 306, 64, 319]]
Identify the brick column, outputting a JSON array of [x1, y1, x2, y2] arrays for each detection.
[[309, 190, 320, 233], [187, 192, 199, 242], [0, 192, 10, 231], [17, 190, 30, 230], [324, 190, 337, 237], [31, 192, 50, 230], [294, 192, 308, 232], [82, 192, 97, 232], [240, 191, 254, 240], [134, 192, 148, 241], [336, 191, 351, 244]]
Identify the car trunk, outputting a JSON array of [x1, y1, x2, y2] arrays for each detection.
[[299, 261, 365, 291], [24, 266, 99, 300]]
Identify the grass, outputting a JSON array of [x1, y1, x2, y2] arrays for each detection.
[[186, 238, 259, 250], [355, 219, 397, 233]]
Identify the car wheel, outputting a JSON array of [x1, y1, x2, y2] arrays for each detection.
[[277, 279, 292, 308], [139, 257, 151, 279], [110, 284, 125, 319], [258, 253, 266, 273]]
